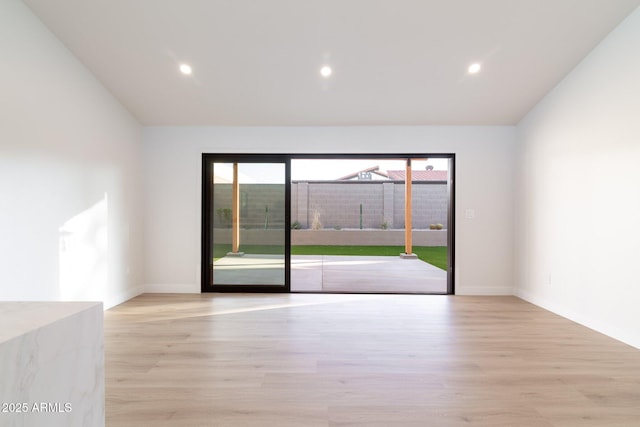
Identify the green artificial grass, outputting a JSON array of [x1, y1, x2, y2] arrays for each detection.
[[214, 244, 448, 270], [292, 245, 447, 270]]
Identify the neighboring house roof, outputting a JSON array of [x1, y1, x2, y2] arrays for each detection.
[[386, 169, 448, 181], [337, 166, 448, 181], [337, 166, 389, 181]]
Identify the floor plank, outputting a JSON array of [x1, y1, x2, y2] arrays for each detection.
[[105, 294, 640, 426]]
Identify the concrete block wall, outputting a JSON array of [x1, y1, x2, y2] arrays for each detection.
[[211, 228, 447, 247], [296, 181, 448, 229], [213, 184, 286, 229], [307, 183, 385, 229], [393, 184, 449, 228], [213, 229, 284, 246], [213, 181, 449, 230]]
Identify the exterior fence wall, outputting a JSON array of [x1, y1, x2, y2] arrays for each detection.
[[305, 182, 385, 229], [213, 181, 448, 230], [213, 184, 286, 229], [294, 181, 448, 229], [211, 229, 447, 247]]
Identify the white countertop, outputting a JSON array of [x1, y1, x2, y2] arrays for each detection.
[[0, 301, 102, 344]]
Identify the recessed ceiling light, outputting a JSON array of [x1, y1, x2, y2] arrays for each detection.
[[320, 66, 332, 78], [468, 63, 481, 74], [179, 64, 192, 75]]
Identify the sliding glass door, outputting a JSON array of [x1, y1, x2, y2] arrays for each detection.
[[202, 153, 455, 294], [202, 155, 290, 292], [289, 157, 453, 294]]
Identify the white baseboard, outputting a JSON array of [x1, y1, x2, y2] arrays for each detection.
[[144, 283, 200, 293], [104, 285, 144, 310], [515, 288, 640, 350], [455, 286, 514, 295]]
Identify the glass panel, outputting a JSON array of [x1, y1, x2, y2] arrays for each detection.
[[289, 158, 449, 293], [211, 162, 286, 287]]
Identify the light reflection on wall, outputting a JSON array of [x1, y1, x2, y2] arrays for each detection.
[[58, 194, 108, 301]]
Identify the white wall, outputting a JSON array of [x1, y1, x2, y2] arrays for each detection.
[[515, 7, 640, 348], [143, 126, 516, 295], [0, 0, 143, 308]]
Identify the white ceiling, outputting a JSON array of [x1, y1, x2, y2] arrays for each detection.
[[23, 0, 640, 126]]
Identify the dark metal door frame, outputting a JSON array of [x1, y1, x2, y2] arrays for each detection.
[[201, 154, 291, 293], [202, 153, 455, 294]]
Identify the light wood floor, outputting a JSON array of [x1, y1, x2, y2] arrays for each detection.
[[105, 294, 640, 426]]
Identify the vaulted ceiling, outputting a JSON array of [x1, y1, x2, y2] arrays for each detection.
[[23, 0, 640, 126]]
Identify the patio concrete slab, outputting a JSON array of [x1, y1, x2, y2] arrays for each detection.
[[214, 254, 285, 286], [214, 254, 447, 293], [292, 255, 447, 293], [290, 256, 323, 291]]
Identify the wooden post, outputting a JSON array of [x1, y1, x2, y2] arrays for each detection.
[[232, 162, 240, 253], [404, 159, 413, 256]]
